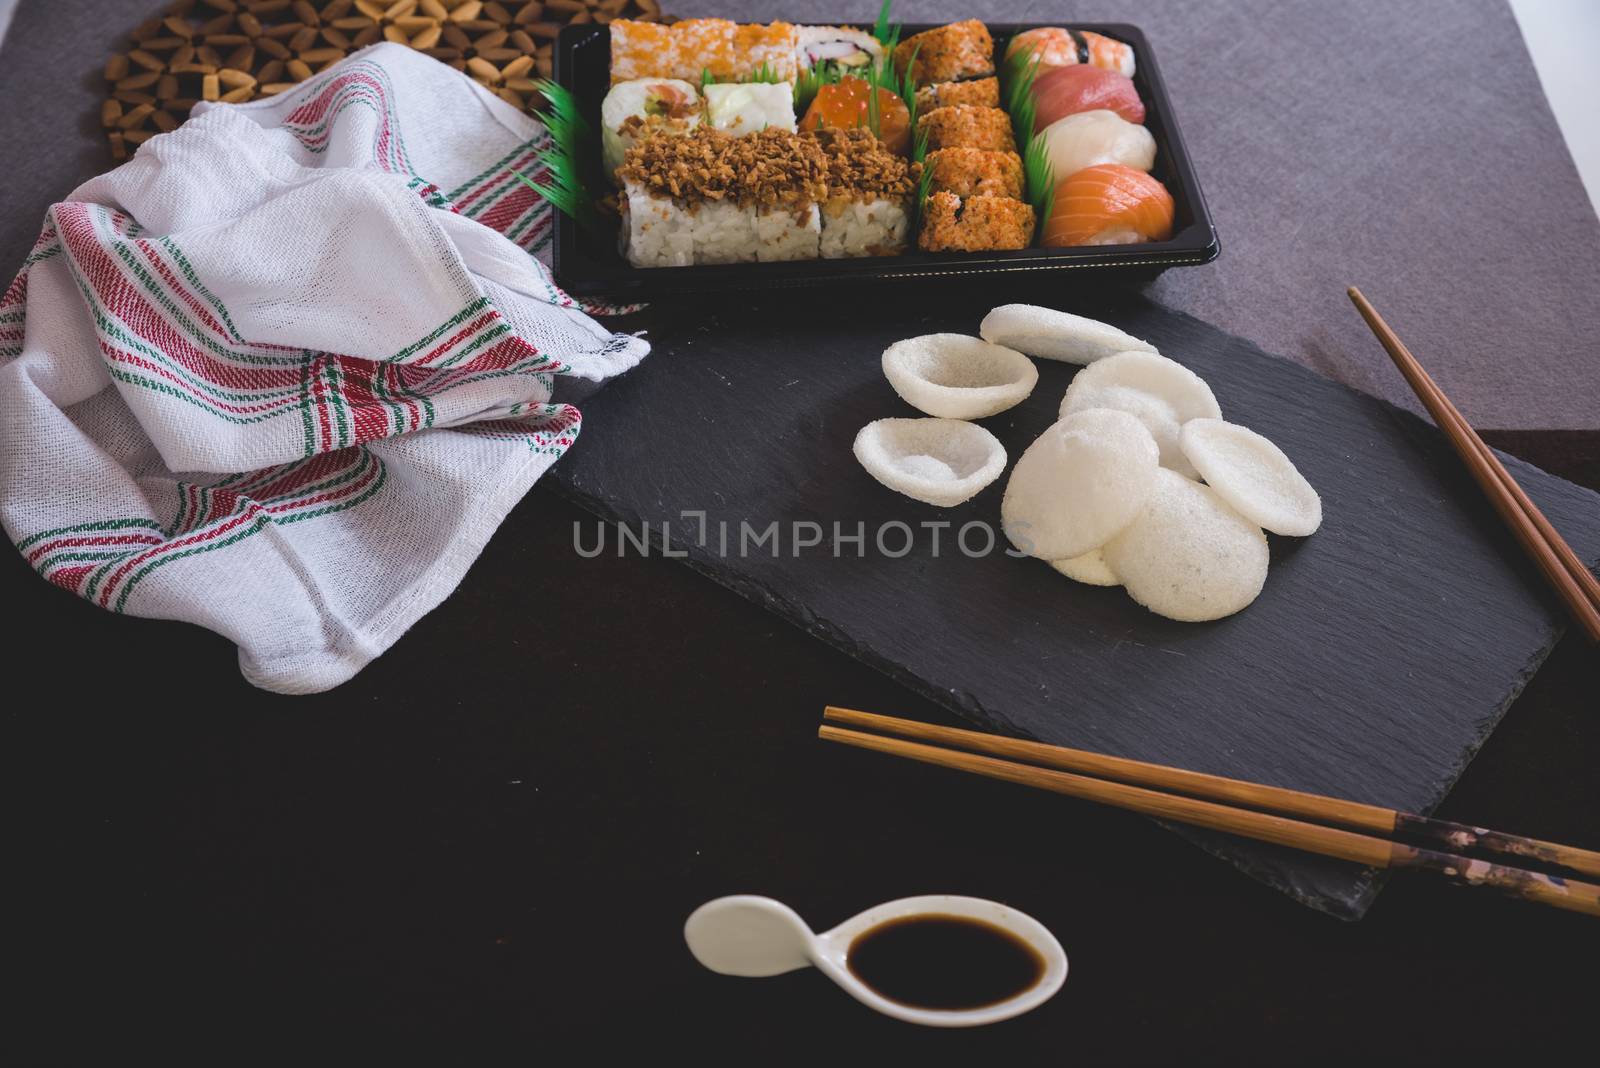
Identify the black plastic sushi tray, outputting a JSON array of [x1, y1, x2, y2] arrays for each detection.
[[551, 22, 1219, 300]]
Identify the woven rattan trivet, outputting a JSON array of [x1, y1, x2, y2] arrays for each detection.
[[101, 0, 669, 160]]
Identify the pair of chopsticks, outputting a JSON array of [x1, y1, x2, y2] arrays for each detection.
[[1348, 288, 1600, 641], [820, 707, 1600, 917]]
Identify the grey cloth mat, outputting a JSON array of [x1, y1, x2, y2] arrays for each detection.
[[666, 0, 1600, 431], [5, 2, 1596, 430]]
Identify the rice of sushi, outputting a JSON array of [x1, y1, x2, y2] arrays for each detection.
[[757, 202, 822, 261], [620, 180, 694, 268], [820, 197, 910, 258], [691, 198, 760, 264], [704, 82, 798, 135]]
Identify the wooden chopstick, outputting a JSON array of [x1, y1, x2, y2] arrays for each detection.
[[820, 723, 1600, 917], [825, 722, 1600, 914], [824, 707, 1600, 881], [819, 720, 1600, 918], [1347, 287, 1600, 641]]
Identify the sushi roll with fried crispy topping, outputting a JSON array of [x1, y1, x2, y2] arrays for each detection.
[[893, 20, 995, 88], [917, 105, 1017, 153], [816, 128, 918, 258], [925, 148, 1024, 200], [914, 77, 1001, 114], [918, 192, 1036, 252]]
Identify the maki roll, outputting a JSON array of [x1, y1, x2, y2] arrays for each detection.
[[926, 147, 1025, 200], [915, 77, 1001, 114], [797, 25, 884, 72], [615, 127, 830, 268], [690, 199, 761, 265], [893, 20, 995, 88], [705, 82, 798, 135], [917, 105, 1017, 153], [618, 183, 695, 268], [610, 18, 801, 85], [816, 128, 917, 258], [756, 203, 823, 262], [601, 78, 702, 180], [919, 192, 1036, 252]]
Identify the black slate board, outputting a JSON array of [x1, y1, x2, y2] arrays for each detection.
[[545, 285, 1600, 918]]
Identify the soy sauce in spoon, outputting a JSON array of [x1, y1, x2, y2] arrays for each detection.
[[845, 913, 1046, 1011]]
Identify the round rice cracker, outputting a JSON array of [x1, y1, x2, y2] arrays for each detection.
[[1103, 468, 1270, 622], [853, 417, 1007, 507], [1180, 418, 1322, 537], [1060, 351, 1220, 478], [1050, 548, 1120, 587], [1001, 408, 1160, 561], [980, 304, 1157, 365], [882, 333, 1038, 419]]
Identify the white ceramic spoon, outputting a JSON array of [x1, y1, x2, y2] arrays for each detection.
[[683, 894, 1067, 1027]]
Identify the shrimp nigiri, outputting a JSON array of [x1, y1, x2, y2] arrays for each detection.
[[1043, 164, 1174, 247], [1006, 27, 1136, 78]]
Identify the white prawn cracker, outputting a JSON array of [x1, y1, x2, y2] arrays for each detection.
[[1050, 549, 1120, 587], [853, 418, 1007, 508], [1180, 418, 1322, 537], [882, 333, 1038, 420], [1001, 408, 1160, 561], [1103, 468, 1269, 622], [979, 304, 1157, 365], [1059, 350, 1221, 478]]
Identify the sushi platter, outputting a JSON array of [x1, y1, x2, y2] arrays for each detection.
[[547, 16, 1219, 299]]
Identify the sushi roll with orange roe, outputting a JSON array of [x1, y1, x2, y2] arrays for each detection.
[[894, 20, 995, 87], [919, 192, 1036, 252], [917, 105, 1016, 153], [915, 77, 1001, 114], [926, 147, 1024, 200], [1043, 164, 1174, 248], [609, 19, 801, 85]]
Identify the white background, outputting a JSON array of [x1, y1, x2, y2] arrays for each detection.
[[0, 0, 1595, 210]]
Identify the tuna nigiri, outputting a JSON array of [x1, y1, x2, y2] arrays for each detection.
[[1039, 109, 1155, 179], [1043, 163, 1174, 247], [1006, 27, 1135, 78], [1032, 65, 1145, 129]]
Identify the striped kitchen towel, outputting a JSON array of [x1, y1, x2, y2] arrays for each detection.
[[0, 44, 648, 693]]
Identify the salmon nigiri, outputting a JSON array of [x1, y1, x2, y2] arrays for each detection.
[[1043, 164, 1174, 247], [1006, 28, 1135, 78]]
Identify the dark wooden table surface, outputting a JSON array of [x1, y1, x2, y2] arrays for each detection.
[[4, 0, 1599, 1061], [8, 437, 1598, 1061]]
